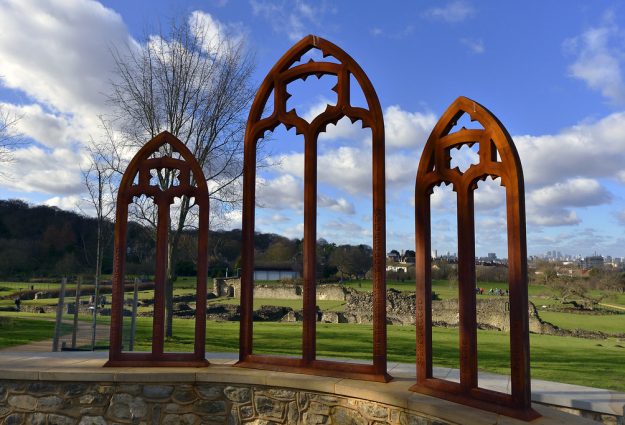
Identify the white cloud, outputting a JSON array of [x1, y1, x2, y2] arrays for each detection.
[[0, 0, 131, 196], [527, 210, 580, 227], [430, 184, 456, 212], [317, 195, 355, 214], [523, 178, 611, 228], [527, 178, 611, 208], [188, 10, 245, 56], [302, 102, 436, 149], [318, 218, 372, 245], [256, 174, 356, 215], [423, 1, 475, 23], [249, 0, 334, 41], [2, 146, 87, 195], [515, 111, 625, 186], [0, 103, 75, 149], [474, 178, 505, 211], [565, 14, 625, 103], [0, 0, 130, 115], [256, 174, 303, 210], [44, 195, 82, 211], [384, 105, 437, 149], [0, 3, 247, 209], [460, 38, 485, 54]]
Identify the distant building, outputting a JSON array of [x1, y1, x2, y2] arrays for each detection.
[[583, 256, 604, 270], [487, 253, 497, 260], [253, 267, 300, 281]]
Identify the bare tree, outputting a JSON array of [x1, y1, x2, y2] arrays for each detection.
[[81, 124, 120, 349], [0, 106, 22, 167], [107, 17, 256, 336]]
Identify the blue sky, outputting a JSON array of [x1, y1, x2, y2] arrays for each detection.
[[2, 0, 625, 258]]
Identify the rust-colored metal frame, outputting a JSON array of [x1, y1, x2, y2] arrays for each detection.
[[106, 131, 209, 367], [411, 97, 539, 420], [237, 35, 390, 382]]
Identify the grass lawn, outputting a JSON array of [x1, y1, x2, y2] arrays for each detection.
[[0, 317, 72, 348], [115, 318, 625, 391], [538, 311, 625, 334]]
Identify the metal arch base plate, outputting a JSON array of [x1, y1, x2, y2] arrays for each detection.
[[236, 355, 391, 383], [409, 382, 540, 421]]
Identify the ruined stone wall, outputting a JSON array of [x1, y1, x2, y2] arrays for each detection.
[[212, 279, 350, 301], [345, 289, 553, 332], [0, 380, 452, 425]]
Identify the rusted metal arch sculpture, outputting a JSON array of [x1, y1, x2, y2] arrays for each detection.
[[106, 131, 209, 367], [411, 96, 539, 420], [237, 35, 390, 382]]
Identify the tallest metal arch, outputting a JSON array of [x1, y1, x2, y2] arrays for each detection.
[[237, 35, 389, 382]]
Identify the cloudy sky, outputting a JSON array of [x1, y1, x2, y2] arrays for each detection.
[[2, 0, 625, 258]]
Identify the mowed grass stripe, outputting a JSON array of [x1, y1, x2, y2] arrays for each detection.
[[118, 319, 625, 391]]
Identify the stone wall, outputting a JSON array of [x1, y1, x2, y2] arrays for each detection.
[[0, 380, 452, 425], [212, 279, 352, 302], [345, 289, 558, 332]]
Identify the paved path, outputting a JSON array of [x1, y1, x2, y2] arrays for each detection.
[[600, 302, 625, 311]]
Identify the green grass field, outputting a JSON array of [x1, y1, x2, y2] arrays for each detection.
[[1, 277, 625, 391], [0, 309, 624, 390], [112, 318, 625, 390], [538, 311, 625, 334], [0, 317, 72, 348]]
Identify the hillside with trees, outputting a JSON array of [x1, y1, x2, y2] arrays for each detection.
[[0, 200, 371, 281]]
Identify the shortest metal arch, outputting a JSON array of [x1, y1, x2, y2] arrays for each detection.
[[411, 97, 539, 421], [106, 131, 209, 367]]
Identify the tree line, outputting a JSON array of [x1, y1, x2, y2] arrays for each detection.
[[0, 199, 374, 281]]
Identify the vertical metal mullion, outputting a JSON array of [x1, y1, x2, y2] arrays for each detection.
[[457, 187, 477, 390], [302, 132, 317, 364], [152, 197, 170, 356]]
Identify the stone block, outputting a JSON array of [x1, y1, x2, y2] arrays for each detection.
[[196, 385, 224, 400], [239, 404, 254, 420], [37, 396, 63, 411], [162, 413, 200, 425], [286, 401, 299, 423], [106, 394, 147, 421], [77, 416, 107, 425], [142, 385, 174, 400], [301, 412, 328, 425], [26, 383, 58, 396], [79, 395, 95, 405], [308, 402, 330, 415], [329, 406, 366, 425], [224, 387, 250, 403], [79, 407, 106, 417], [358, 402, 389, 420], [266, 389, 296, 400], [399, 412, 431, 425], [8, 395, 37, 411], [63, 383, 89, 397], [4, 413, 24, 425], [47, 414, 74, 425], [254, 395, 286, 420], [193, 400, 227, 415], [116, 384, 141, 396], [172, 387, 197, 404], [26, 412, 46, 425]]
